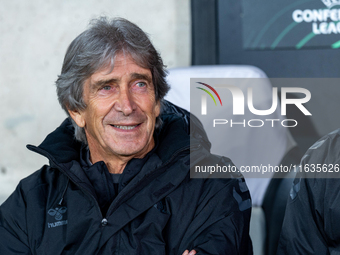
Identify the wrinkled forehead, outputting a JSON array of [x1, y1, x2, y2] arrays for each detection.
[[94, 51, 152, 78], [82, 53, 155, 99]]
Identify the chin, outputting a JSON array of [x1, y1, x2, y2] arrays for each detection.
[[110, 143, 147, 156]]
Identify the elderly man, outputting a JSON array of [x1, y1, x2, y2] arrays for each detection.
[[0, 17, 252, 254]]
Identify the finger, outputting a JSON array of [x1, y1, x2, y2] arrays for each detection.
[[188, 250, 197, 255], [182, 250, 189, 255]]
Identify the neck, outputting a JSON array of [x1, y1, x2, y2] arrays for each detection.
[[87, 140, 155, 174], [89, 150, 132, 174], [102, 158, 129, 174]]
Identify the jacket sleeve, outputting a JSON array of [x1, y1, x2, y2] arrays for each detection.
[[179, 177, 253, 255], [277, 130, 340, 255], [0, 181, 32, 255], [277, 177, 330, 255]]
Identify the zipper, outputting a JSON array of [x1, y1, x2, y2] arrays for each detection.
[[58, 178, 69, 205], [54, 161, 105, 222], [27, 145, 105, 222]]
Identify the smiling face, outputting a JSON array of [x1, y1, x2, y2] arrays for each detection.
[[69, 54, 160, 165]]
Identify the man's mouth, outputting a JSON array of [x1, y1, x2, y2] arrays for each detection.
[[111, 124, 139, 130]]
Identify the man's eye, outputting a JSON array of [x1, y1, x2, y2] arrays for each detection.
[[136, 82, 146, 88], [102, 86, 111, 91]]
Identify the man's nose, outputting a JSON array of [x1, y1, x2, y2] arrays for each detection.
[[114, 89, 135, 116]]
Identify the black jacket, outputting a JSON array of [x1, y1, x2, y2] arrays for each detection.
[[277, 129, 340, 255], [0, 102, 252, 255]]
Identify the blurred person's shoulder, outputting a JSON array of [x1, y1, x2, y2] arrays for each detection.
[[301, 128, 340, 167], [292, 128, 340, 198]]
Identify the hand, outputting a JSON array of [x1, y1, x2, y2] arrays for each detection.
[[182, 249, 197, 255]]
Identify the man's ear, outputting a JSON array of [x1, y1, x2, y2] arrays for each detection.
[[155, 100, 161, 117], [68, 109, 86, 128]]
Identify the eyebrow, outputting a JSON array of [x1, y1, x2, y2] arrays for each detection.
[[91, 78, 118, 89], [130, 72, 152, 84], [91, 72, 152, 89]]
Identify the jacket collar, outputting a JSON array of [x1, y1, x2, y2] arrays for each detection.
[[26, 101, 213, 221], [26, 101, 207, 170]]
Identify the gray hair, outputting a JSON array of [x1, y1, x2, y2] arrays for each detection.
[[56, 17, 169, 143]]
